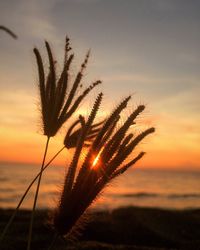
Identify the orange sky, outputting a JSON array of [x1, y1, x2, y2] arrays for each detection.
[[0, 1, 200, 170], [0, 100, 199, 170]]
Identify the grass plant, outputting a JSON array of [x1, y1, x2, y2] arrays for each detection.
[[0, 34, 154, 249], [53, 94, 155, 239], [0, 117, 103, 244], [0, 25, 17, 39], [26, 36, 101, 250]]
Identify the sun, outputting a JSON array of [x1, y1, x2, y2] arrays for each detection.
[[92, 154, 100, 168], [92, 148, 103, 169]]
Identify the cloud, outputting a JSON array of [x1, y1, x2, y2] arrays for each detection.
[[0, 0, 200, 168], [0, 90, 36, 128], [101, 73, 199, 102]]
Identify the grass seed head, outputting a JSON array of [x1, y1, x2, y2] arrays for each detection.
[[52, 95, 155, 237], [34, 37, 101, 137]]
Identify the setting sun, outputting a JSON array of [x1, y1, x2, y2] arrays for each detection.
[[92, 155, 100, 168], [92, 148, 103, 169]]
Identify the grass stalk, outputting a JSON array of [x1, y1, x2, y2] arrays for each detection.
[[0, 146, 65, 243], [27, 136, 50, 250], [0, 25, 17, 39], [47, 232, 59, 250]]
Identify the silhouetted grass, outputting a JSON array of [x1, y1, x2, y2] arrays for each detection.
[[27, 36, 101, 250], [0, 26, 17, 39], [0, 36, 101, 249], [0, 116, 104, 245], [0, 34, 155, 250], [52, 94, 154, 240]]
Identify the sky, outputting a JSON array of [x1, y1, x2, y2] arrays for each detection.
[[0, 0, 199, 169]]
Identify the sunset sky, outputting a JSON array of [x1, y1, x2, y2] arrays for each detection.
[[0, 0, 199, 169]]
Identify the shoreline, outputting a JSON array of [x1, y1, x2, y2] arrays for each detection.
[[1, 206, 200, 249]]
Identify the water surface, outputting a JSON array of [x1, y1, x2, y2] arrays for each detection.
[[0, 163, 200, 210]]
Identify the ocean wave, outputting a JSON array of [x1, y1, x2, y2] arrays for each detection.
[[0, 196, 18, 202], [0, 187, 15, 193], [0, 177, 8, 182], [119, 192, 158, 198], [168, 193, 200, 199], [112, 192, 200, 199]]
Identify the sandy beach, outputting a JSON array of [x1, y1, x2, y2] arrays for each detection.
[[1, 206, 200, 250]]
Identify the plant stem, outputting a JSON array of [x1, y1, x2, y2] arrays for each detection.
[[47, 232, 59, 250], [27, 136, 50, 250], [0, 146, 65, 243]]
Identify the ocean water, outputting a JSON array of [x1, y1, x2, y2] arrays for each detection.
[[0, 163, 200, 210]]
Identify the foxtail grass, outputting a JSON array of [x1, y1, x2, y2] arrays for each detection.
[[0, 115, 103, 243], [0, 25, 17, 39], [0, 34, 155, 249], [27, 36, 101, 250], [64, 116, 105, 149], [0, 146, 65, 244], [52, 94, 155, 238]]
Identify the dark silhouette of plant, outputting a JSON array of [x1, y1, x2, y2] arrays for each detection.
[[0, 116, 104, 244], [64, 117, 105, 149], [52, 93, 155, 238], [0, 25, 17, 39], [27, 37, 101, 250], [0, 32, 155, 250], [35, 37, 101, 138]]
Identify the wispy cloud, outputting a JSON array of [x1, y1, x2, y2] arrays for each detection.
[[0, 0, 199, 168]]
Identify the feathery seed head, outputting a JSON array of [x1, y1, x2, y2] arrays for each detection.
[[52, 95, 155, 237], [34, 37, 101, 137], [64, 117, 104, 149]]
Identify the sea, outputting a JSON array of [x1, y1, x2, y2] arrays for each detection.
[[0, 163, 200, 211]]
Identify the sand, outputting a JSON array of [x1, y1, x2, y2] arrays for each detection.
[[0, 206, 200, 250]]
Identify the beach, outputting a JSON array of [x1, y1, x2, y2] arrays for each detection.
[[1, 164, 200, 249], [1, 206, 200, 250]]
